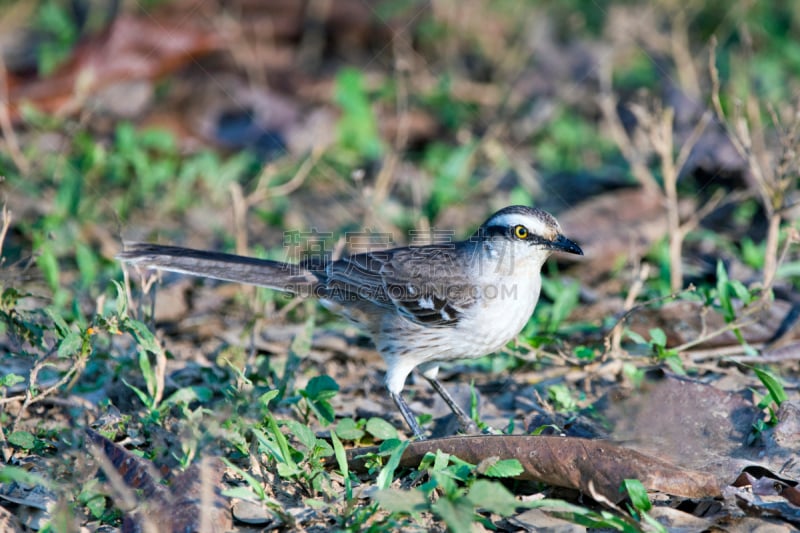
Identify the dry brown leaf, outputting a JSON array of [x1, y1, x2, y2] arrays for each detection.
[[7, 14, 220, 120], [594, 374, 800, 504], [594, 373, 760, 471], [347, 434, 721, 502], [86, 429, 231, 533]]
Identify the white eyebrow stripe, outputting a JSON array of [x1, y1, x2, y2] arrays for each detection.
[[488, 213, 553, 237]]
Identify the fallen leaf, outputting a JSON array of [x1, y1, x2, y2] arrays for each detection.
[[346, 434, 721, 503], [7, 14, 220, 120], [85, 429, 231, 533]]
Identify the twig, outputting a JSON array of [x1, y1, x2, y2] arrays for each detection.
[[603, 284, 697, 356], [709, 36, 793, 291], [671, 310, 764, 354], [607, 262, 651, 356], [656, 107, 683, 291], [0, 204, 11, 259], [229, 181, 250, 256], [670, 9, 701, 98], [10, 346, 87, 432], [248, 150, 318, 207], [597, 91, 660, 195], [685, 343, 764, 362]]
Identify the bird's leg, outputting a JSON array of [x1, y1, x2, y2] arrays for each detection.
[[423, 375, 480, 434], [390, 391, 426, 440]]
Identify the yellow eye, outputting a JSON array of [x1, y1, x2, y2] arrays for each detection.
[[514, 225, 529, 239]]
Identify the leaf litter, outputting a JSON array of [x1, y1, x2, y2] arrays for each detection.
[[1, 1, 799, 531]]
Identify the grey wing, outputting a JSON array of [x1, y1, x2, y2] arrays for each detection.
[[323, 252, 394, 308], [378, 246, 477, 327]]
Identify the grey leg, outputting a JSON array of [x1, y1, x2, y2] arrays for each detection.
[[390, 391, 426, 440], [424, 376, 479, 434]]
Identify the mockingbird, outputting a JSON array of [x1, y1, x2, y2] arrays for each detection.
[[118, 205, 583, 438]]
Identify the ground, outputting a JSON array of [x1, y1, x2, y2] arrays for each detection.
[[0, 1, 799, 531]]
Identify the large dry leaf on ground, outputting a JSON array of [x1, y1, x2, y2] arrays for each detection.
[[7, 14, 220, 120], [85, 429, 231, 533], [348, 374, 799, 506], [347, 435, 721, 502], [594, 372, 759, 467], [594, 373, 800, 488]]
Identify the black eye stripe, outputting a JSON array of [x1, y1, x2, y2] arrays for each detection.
[[477, 224, 550, 245]]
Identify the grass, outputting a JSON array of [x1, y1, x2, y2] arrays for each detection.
[[1, 0, 799, 530]]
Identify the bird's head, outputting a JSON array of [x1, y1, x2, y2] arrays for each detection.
[[476, 206, 583, 263]]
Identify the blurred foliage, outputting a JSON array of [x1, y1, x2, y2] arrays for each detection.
[[2, 0, 799, 530]]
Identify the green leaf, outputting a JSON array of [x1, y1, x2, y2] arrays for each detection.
[[283, 419, 317, 451], [304, 375, 339, 401], [547, 279, 580, 332], [467, 479, 519, 515], [330, 430, 351, 500], [137, 349, 157, 400], [57, 331, 83, 358], [36, 244, 60, 292], [302, 375, 339, 425], [163, 386, 213, 407], [258, 389, 280, 407], [729, 280, 752, 304], [125, 319, 161, 354], [622, 479, 651, 512], [0, 465, 49, 487], [221, 486, 265, 502], [648, 328, 667, 348], [79, 489, 107, 519], [624, 329, 648, 345], [75, 242, 99, 287], [477, 458, 523, 478], [262, 416, 300, 476], [366, 417, 399, 441], [663, 354, 685, 375], [431, 449, 451, 472], [313, 438, 334, 458], [122, 378, 154, 410], [740, 237, 765, 269], [753, 367, 788, 406], [8, 431, 36, 450], [221, 458, 268, 501], [716, 261, 735, 322], [0, 373, 25, 387], [335, 418, 365, 442], [334, 68, 383, 159], [113, 280, 129, 318], [376, 439, 409, 490], [547, 384, 576, 412], [432, 496, 474, 532], [622, 364, 644, 389], [44, 307, 70, 337], [574, 345, 596, 361]]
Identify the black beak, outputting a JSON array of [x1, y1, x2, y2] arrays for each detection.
[[551, 234, 583, 255]]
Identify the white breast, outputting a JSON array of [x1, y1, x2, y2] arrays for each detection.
[[454, 272, 541, 356]]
